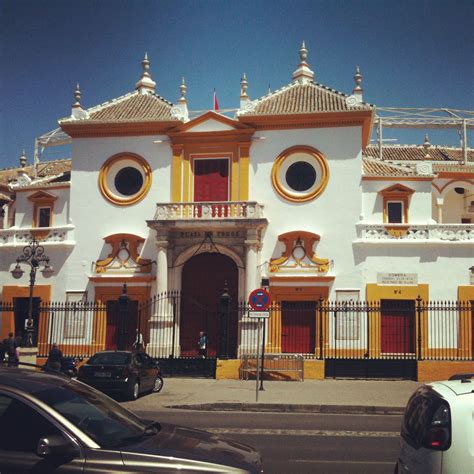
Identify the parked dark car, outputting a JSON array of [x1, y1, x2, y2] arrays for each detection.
[[77, 350, 163, 400], [0, 367, 263, 473]]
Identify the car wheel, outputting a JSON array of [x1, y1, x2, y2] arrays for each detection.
[[152, 375, 164, 393], [127, 379, 140, 400]]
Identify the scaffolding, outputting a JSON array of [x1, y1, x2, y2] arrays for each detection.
[[34, 107, 474, 172]]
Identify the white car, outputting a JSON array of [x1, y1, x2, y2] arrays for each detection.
[[395, 373, 473, 474]]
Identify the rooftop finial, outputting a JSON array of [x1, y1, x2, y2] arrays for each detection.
[[292, 40, 314, 83], [299, 41, 308, 62], [135, 52, 156, 93], [179, 77, 187, 102], [73, 83, 81, 108], [240, 73, 248, 98], [423, 135, 431, 159], [19, 150, 27, 167], [353, 66, 362, 92]]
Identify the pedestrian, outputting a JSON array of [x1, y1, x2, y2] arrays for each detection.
[[133, 329, 145, 351], [6, 332, 19, 367], [198, 331, 208, 358], [14, 331, 23, 349], [46, 343, 63, 371]]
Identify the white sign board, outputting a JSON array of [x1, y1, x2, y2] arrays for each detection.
[[377, 273, 418, 285], [248, 311, 270, 319]]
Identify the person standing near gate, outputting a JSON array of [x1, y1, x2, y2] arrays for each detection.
[[198, 331, 208, 358]]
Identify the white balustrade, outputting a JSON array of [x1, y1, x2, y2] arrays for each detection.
[[154, 201, 265, 220], [356, 223, 474, 242], [0, 225, 75, 247]]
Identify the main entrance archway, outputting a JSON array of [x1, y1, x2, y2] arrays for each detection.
[[180, 252, 238, 357]]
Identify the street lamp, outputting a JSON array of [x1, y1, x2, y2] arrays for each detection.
[[10, 237, 53, 347]]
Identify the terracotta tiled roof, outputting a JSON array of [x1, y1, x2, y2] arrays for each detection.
[[362, 158, 416, 177], [0, 159, 71, 186], [62, 91, 178, 123], [364, 145, 474, 162], [241, 81, 372, 116]]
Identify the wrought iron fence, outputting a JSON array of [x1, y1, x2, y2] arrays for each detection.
[[0, 296, 472, 362]]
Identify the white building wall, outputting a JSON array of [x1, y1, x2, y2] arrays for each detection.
[[61, 135, 172, 298], [250, 126, 364, 296]]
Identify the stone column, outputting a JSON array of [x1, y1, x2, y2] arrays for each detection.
[[436, 197, 444, 223], [155, 239, 169, 295], [148, 237, 175, 357], [245, 229, 259, 298]]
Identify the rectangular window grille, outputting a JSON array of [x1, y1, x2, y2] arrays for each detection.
[[38, 207, 51, 227], [387, 201, 403, 223]]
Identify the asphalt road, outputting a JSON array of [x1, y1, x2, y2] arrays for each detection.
[[134, 408, 402, 474]]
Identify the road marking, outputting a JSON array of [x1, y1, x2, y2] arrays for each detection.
[[293, 460, 395, 465], [206, 428, 399, 437]]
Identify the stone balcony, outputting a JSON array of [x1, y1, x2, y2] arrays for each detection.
[[355, 223, 474, 243], [153, 201, 265, 221], [148, 201, 268, 237], [0, 225, 75, 247]]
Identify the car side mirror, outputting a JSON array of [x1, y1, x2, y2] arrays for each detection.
[[37, 434, 78, 458]]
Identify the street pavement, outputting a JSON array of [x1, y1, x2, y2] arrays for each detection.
[[123, 377, 422, 414]]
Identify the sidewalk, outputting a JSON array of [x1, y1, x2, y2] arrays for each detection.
[[124, 378, 422, 415]]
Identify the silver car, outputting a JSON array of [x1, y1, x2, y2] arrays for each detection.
[[0, 366, 263, 473]]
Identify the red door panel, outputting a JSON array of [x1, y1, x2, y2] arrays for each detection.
[[281, 301, 317, 354], [381, 299, 415, 353], [180, 253, 238, 357], [194, 159, 229, 202]]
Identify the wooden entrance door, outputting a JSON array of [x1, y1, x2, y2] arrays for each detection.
[[381, 299, 415, 353], [180, 252, 238, 357], [105, 300, 138, 350], [281, 301, 317, 354]]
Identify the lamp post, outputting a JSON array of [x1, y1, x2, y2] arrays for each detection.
[[11, 237, 53, 347]]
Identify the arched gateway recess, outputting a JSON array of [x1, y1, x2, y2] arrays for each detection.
[[180, 252, 238, 357]]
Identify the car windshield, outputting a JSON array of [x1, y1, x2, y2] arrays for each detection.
[[88, 352, 131, 365], [34, 380, 154, 448]]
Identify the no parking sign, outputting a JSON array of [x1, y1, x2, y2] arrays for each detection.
[[248, 288, 271, 311]]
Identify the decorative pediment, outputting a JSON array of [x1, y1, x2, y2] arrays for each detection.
[[95, 233, 153, 274], [175, 111, 250, 133], [27, 190, 57, 203], [269, 230, 329, 274], [378, 184, 415, 197]]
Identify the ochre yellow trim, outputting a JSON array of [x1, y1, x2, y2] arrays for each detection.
[[171, 145, 183, 202], [239, 145, 250, 200], [1, 285, 52, 350], [379, 184, 414, 223], [458, 286, 474, 359], [93, 285, 151, 352], [231, 154, 239, 201], [271, 145, 329, 203], [267, 284, 329, 356], [98, 153, 152, 206], [366, 283, 429, 358]]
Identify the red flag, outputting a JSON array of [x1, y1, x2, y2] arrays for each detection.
[[213, 89, 219, 110]]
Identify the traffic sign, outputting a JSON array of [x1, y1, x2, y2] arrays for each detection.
[[248, 310, 270, 318], [248, 288, 271, 311]]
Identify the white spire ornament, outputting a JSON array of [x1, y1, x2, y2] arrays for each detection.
[[71, 83, 88, 119], [135, 53, 156, 94], [292, 41, 315, 84]]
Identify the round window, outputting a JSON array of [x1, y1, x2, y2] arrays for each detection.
[[271, 146, 329, 202], [99, 154, 151, 206], [114, 167, 144, 196], [285, 162, 317, 192]]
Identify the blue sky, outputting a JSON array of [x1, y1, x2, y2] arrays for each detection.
[[1, 0, 473, 169]]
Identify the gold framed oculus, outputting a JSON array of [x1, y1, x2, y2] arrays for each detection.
[[271, 146, 329, 202], [98, 153, 152, 206]]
